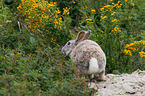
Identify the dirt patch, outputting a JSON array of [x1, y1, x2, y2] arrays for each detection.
[[89, 69, 145, 96]]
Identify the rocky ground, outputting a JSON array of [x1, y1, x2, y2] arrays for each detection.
[[89, 69, 145, 96]]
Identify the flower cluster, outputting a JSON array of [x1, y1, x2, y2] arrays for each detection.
[[100, 5, 112, 12], [100, 16, 108, 21], [110, 18, 121, 35], [100, 1, 122, 12], [125, 40, 145, 49], [100, 1, 123, 34], [63, 7, 70, 15], [16, 0, 68, 32], [130, 3, 135, 6], [123, 49, 132, 56], [139, 51, 145, 57], [111, 26, 121, 35], [124, 0, 135, 6], [111, 19, 118, 24], [50, 38, 56, 44], [100, 4, 122, 34], [130, 0, 135, 6], [112, 3, 122, 9], [124, 40, 145, 57], [54, 18, 62, 29]]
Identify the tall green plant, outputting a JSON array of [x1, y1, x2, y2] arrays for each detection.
[[0, 47, 95, 95], [16, 0, 72, 46], [0, 0, 12, 28]]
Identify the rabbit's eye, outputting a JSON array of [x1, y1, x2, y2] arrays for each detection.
[[67, 42, 71, 45]]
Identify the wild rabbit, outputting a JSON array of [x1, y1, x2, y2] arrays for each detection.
[[61, 30, 106, 80]]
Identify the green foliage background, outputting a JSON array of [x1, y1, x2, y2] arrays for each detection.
[[0, 0, 145, 95]]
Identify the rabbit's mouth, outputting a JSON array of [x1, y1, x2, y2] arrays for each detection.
[[61, 47, 72, 56], [61, 48, 66, 55]]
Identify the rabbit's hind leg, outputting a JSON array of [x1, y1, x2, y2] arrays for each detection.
[[95, 70, 105, 81], [88, 74, 94, 79], [87, 74, 95, 82]]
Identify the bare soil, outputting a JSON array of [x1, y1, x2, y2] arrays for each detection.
[[89, 69, 145, 96]]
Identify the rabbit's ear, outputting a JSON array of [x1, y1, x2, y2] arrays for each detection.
[[75, 30, 91, 44], [83, 30, 91, 40], [75, 30, 85, 44]]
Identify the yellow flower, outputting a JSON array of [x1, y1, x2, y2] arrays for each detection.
[[111, 19, 118, 24], [86, 19, 93, 23], [125, 0, 127, 2], [128, 50, 132, 56], [91, 9, 96, 13], [104, 5, 112, 8], [114, 27, 117, 31], [54, 2, 57, 5], [130, 3, 135, 6], [118, 1, 120, 3], [77, 27, 81, 30], [67, 12, 70, 15], [100, 16, 108, 21], [100, 8, 104, 11], [125, 44, 129, 48], [113, 32, 116, 35], [118, 6, 121, 8], [86, 19, 92, 21], [25, 19, 29, 21], [104, 16, 108, 19], [113, 27, 119, 31], [132, 48, 136, 52]]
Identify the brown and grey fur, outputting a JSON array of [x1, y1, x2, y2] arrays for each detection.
[[61, 30, 106, 80]]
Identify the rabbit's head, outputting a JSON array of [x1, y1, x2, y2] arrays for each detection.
[[61, 30, 91, 56]]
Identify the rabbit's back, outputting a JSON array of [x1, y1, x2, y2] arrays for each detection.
[[70, 40, 106, 74]]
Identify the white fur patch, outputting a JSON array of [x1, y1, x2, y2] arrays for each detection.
[[88, 57, 99, 74]]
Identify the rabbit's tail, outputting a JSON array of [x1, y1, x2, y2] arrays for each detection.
[[88, 57, 99, 74]]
